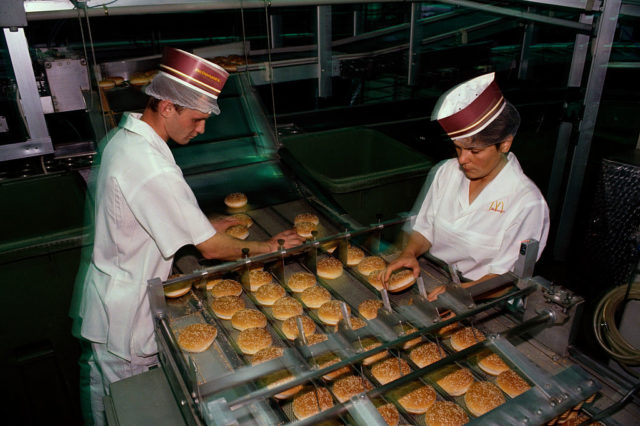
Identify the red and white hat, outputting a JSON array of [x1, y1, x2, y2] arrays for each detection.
[[145, 47, 229, 115], [432, 72, 505, 140]]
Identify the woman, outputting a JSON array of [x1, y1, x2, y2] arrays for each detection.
[[382, 73, 549, 299]]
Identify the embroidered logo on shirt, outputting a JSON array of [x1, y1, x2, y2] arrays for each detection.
[[489, 200, 505, 214]]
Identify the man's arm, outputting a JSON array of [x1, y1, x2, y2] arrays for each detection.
[[381, 231, 432, 283], [196, 229, 304, 261]]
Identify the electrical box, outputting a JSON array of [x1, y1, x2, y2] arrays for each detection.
[[44, 58, 91, 113]]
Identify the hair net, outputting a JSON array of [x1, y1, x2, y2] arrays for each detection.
[[144, 71, 220, 115]]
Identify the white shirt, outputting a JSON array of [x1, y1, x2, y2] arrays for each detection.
[[76, 113, 215, 361], [413, 152, 549, 280]]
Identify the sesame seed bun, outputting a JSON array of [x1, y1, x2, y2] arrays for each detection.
[[477, 352, 510, 376], [358, 299, 383, 320], [272, 296, 303, 321], [346, 246, 365, 266], [387, 269, 416, 292], [164, 276, 192, 298], [231, 308, 267, 331], [129, 74, 150, 87], [436, 367, 474, 396], [318, 300, 350, 325], [287, 272, 316, 293], [371, 357, 411, 385], [247, 270, 273, 291], [251, 346, 284, 365], [424, 401, 469, 426], [332, 375, 372, 403], [98, 79, 115, 90], [294, 213, 319, 226], [300, 285, 331, 308], [409, 342, 445, 368], [399, 324, 422, 350], [376, 403, 399, 426], [226, 224, 249, 240], [282, 315, 316, 340], [254, 283, 286, 306], [177, 323, 217, 353], [224, 192, 247, 208], [389, 381, 436, 414], [496, 370, 530, 398], [358, 337, 389, 366], [231, 213, 253, 228], [107, 76, 124, 86], [346, 316, 367, 330], [450, 327, 486, 351], [210, 279, 243, 298], [205, 278, 222, 291], [316, 352, 351, 381], [237, 327, 272, 355], [210, 295, 245, 319], [295, 221, 317, 238], [263, 370, 302, 399], [292, 387, 334, 420], [357, 256, 386, 275], [305, 333, 328, 346], [464, 381, 505, 417], [317, 257, 343, 280]]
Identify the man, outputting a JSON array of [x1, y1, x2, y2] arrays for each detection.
[[72, 47, 304, 425], [382, 73, 549, 299]]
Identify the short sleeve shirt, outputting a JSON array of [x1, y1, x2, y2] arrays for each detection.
[[77, 113, 215, 360], [413, 152, 549, 280]]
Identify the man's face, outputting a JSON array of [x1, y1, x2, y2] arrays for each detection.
[[453, 137, 509, 181], [165, 106, 210, 145]]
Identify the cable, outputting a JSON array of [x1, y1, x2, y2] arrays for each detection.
[[263, 0, 280, 144], [593, 283, 640, 368]]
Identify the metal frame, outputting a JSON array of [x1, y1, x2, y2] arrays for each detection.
[[316, 5, 332, 97]]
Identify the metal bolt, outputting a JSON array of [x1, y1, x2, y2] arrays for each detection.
[[523, 418, 529, 423], [180, 400, 186, 406], [577, 386, 582, 392], [536, 409, 542, 415]]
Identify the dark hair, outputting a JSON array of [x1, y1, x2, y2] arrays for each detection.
[[472, 101, 520, 145], [146, 97, 184, 113]]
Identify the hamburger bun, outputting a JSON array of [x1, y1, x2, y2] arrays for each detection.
[[305, 333, 328, 346], [294, 213, 319, 226], [376, 403, 399, 426], [399, 324, 422, 350], [210, 295, 245, 319], [464, 381, 505, 417], [282, 315, 316, 340], [263, 370, 303, 399], [224, 192, 248, 208], [359, 337, 388, 366], [367, 271, 385, 290], [129, 74, 150, 87], [346, 316, 367, 330], [389, 381, 436, 414], [318, 300, 350, 325], [424, 401, 469, 426], [300, 285, 331, 308], [477, 352, 510, 376], [357, 256, 386, 276], [371, 357, 411, 385], [272, 296, 303, 321], [210, 279, 243, 298], [496, 370, 530, 398], [358, 299, 383, 320], [237, 327, 272, 355], [164, 276, 192, 298], [292, 387, 334, 420], [287, 272, 316, 293], [98, 79, 115, 90], [231, 213, 253, 228], [316, 352, 351, 381], [251, 346, 284, 365], [107, 76, 124, 86], [317, 257, 343, 279], [254, 283, 286, 306], [409, 342, 445, 368], [346, 246, 365, 266], [332, 375, 372, 403], [247, 270, 273, 291], [226, 224, 249, 240], [321, 241, 338, 253], [436, 367, 474, 396], [450, 327, 486, 351], [231, 308, 267, 330], [387, 269, 416, 292], [177, 323, 217, 353], [295, 221, 317, 239], [205, 278, 222, 291]]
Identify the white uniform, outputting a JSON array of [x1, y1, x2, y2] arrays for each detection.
[[75, 112, 215, 360], [413, 152, 549, 280]]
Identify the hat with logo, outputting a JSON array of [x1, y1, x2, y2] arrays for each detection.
[[432, 72, 505, 140], [145, 47, 229, 115]]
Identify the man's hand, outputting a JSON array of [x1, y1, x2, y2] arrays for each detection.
[[210, 215, 241, 232], [267, 229, 305, 251], [379, 255, 421, 288]]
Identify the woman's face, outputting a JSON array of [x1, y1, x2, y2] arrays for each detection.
[[453, 136, 512, 181]]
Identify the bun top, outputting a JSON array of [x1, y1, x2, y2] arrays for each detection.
[[224, 192, 247, 207], [358, 299, 383, 320], [450, 327, 486, 351], [409, 342, 445, 368], [317, 257, 343, 277], [346, 246, 365, 266], [210, 279, 243, 298], [496, 370, 530, 397], [424, 401, 469, 426], [377, 403, 399, 426], [318, 300, 350, 321], [282, 315, 316, 339], [231, 308, 267, 330], [177, 323, 217, 353], [477, 352, 509, 375], [300, 285, 331, 308], [371, 357, 411, 385], [464, 381, 506, 416], [251, 346, 284, 365], [294, 213, 319, 226], [287, 272, 317, 292], [436, 367, 474, 396], [272, 296, 303, 320], [357, 256, 386, 275], [226, 224, 249, 239], [292, 387, 333, 420]]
